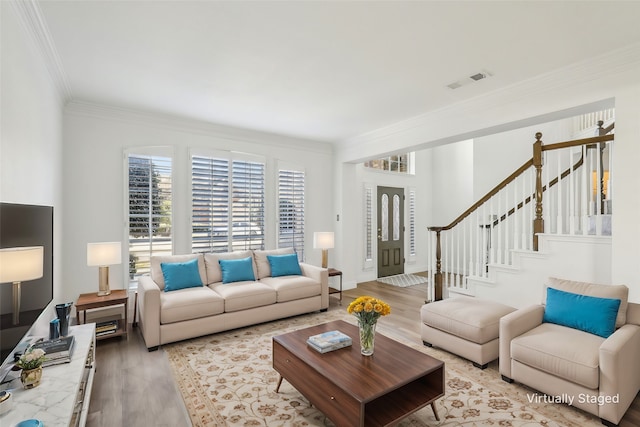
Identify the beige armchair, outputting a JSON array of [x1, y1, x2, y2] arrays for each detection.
[[499, 278, 640, 426]]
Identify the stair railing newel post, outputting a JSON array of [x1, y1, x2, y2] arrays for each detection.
[[428, 227, 443, 302], [533, 132, 544, 251], [597, 120, 607, 214]]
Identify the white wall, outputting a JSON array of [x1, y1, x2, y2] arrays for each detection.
[[62, 103, 334, 296], [1, 2, 64, 302], [430, 139, 474, 226]]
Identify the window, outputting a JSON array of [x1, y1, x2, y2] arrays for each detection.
[[127, 153, 172, 282], [278, 169, 305, 260], [192, 154, 265, 253], [364, 153, 413, 174]]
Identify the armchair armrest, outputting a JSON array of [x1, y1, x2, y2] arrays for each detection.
[[137, 275, 161, 350], [499, 305, 544, 378], [599, 324, 640, 424], [299, 263, 329, 309]]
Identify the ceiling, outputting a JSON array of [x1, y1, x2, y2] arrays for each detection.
[[36, 0, 640, 143]]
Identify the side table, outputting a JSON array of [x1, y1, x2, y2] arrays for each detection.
[[76, 289, 128, 341], [328, 268, 342, 304]]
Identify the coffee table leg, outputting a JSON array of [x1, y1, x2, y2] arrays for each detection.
[[275, 375, 283, 393], [431, 401, 439, 421]]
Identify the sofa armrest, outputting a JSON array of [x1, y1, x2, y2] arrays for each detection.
[[599, 324, 640, 424], [137, 275, 161, 350], [299, 263, 329, 309], [499, 305, 544, 378]]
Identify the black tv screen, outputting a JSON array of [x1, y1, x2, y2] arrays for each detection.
[[0, 203, 54, 362]]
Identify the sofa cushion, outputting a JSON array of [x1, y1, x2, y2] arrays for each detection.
[[160, 286, 224, 324], [260, 276, 321, 303], [253, 247, 294, 279], [547, 277, 629, 327], [151, 254, 206, 291], [511, 322, 604, 389], [219, 257, 256, 283], [204, 250, 257, 284], [543, 287, 620, 338], [210, 282, 276, 312], [267, 253, 302, 277], [161, 258, 203, 292]]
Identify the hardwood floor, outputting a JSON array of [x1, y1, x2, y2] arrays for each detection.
[[87, 279, 640, 427]]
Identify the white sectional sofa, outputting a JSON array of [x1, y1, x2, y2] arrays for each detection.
[[137, 248, 329, 350]]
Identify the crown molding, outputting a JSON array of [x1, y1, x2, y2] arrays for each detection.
[[10, 0, 72, 102], [65, 100, 333, 155], [340, 41, 640, 162]]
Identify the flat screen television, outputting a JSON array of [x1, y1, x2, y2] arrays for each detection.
[[0, 203, 54, 363]]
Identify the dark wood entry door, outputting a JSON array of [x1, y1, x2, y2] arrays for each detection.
[[377, 186, 404, 278]]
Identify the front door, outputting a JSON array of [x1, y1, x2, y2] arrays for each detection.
[[377, 186, 404, 278]]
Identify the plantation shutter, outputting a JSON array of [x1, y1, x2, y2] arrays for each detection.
[[191, 154, 265, 252], [278, 169, 305, 260], [192, 156, 230, 253], [127, 154, 172, 281]]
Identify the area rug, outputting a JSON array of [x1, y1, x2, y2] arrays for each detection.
[[377, 273, 428, 287], [165, 309, 601, 427]]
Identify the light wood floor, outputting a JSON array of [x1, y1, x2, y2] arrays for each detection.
[[87, 279, 640, 427]]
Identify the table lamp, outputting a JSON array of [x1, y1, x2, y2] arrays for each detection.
[[313, 232, 334, 268], [87, 242, 122, 296], [0, 246, 44, 325]]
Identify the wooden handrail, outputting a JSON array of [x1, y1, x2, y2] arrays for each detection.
[[542, 134, 614, 152], [427, 158, 534, 233]]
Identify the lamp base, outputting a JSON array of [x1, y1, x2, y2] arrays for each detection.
[[97, 266, 111, 296], [321, 249, 328, 269]]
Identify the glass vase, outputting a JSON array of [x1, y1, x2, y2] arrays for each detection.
[[358, 320, 377, 356], [20, 366, 43, 389]]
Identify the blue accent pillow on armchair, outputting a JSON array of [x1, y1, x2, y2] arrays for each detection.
[[543, 287, 621, 338], [219, 257, 256, 284], [161, 258, 203, 292], [267, 253, 302, 277]]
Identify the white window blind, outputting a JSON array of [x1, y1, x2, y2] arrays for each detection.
[[191, 155, 265, 253], [127, 154, 172, 281], [278, 169, 305, 260], [409, 188, 416, 257], [363, 185, 374, 269]]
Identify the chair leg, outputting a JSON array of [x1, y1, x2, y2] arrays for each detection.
[[501, 375, 514, 383], [600, 419, 618, 427], [472, 362, 488, 369], [423, 341, 433, 347]]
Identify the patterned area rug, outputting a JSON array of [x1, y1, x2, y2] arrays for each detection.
[[165, 309, 601, 427], [377, 273, 428, 287]]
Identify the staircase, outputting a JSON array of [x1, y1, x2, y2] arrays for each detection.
[[426, 116, 614, 307]]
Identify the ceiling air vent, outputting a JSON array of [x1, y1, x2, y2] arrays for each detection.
[[447, 69, 493, 90]]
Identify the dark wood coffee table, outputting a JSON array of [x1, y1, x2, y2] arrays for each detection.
[[273, 319, 444, 427]]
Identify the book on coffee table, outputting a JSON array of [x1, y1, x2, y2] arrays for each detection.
[[307, 330, 352, 353]]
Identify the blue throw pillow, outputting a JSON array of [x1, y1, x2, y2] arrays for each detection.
[[543, 287, 621, 338], [219, 257, 255, 284], [267, 253, 302, 277], [161, 258, 203, 292]]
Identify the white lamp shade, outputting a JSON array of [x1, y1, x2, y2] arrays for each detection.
[[87, 242, 122, 266], [0, 246, 44, 283], [313, 232, 335, 249]]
